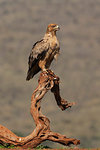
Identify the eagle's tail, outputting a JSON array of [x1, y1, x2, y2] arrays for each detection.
[[26, 65, 41, 81], [26, 69, 34, 81]]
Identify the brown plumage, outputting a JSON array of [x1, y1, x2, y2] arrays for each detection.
[[26, 23, 60, 81]]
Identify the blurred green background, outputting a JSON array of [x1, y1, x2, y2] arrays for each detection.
[[0, 0, 100, 148]]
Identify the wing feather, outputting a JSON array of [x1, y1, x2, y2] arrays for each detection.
[[26, 39, 49, 80], [29, 39, 49, 69]]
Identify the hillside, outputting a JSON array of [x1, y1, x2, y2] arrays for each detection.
[[0, 0, 100, 148]]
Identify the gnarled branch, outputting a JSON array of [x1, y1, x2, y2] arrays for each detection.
[[0, 70, 80, 148]]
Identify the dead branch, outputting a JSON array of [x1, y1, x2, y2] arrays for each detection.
[[0, 70, 80, 148]]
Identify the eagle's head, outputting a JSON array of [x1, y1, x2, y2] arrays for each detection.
[[46, 24, 60, 33]]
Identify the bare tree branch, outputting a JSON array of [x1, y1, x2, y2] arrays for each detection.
[[0, 70, 80, 148]]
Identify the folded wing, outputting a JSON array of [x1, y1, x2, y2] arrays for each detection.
[[26, 39, 49, 80]]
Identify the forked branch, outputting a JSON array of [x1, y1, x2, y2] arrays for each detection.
[[0, 70, 80, 148]]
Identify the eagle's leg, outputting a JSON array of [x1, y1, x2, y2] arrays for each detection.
[[42, 67, 48, 72], [39, 60, 49, 73]]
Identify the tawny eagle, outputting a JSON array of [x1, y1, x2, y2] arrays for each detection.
[[26, 23, 60, 81]]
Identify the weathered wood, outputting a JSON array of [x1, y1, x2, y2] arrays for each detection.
[[0, 70, 80, 148]]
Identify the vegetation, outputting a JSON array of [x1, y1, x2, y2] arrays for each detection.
[[0, 144, 51, 149], [36, 145, 51, 149], [0, 144, 15, 149]]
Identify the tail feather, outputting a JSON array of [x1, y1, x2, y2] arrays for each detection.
[[26, 69, 34, 81], [26, 65, 41, 81]]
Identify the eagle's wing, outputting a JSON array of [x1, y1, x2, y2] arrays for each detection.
[[26, 39, 49, 80]]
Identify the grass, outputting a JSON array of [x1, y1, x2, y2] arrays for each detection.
[[36, 145, 51, 149], [0, 144, 51, 149], [0, 144, 100, 149], [0, 143, 15, 149]]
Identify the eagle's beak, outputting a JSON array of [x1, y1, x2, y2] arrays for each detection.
[[55, 25, 60, 31]]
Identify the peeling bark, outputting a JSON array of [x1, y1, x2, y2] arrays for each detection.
[[0, 70, 80, 148]]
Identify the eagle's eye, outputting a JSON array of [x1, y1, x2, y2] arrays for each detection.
[[51, 25, 56, 28]]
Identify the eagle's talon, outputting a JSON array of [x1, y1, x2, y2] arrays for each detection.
[[44, 70, 49, 74]]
